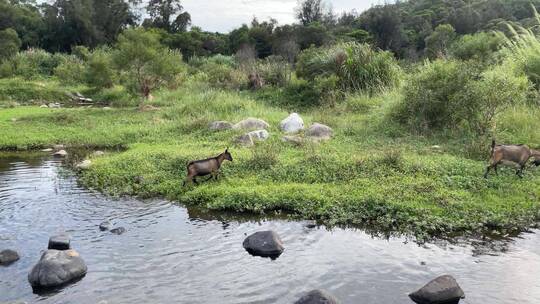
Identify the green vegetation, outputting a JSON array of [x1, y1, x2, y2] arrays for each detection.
[[1, 0, 540, 242]]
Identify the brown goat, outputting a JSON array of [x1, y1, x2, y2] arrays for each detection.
[[484, 140, 540, 178], [183, 149, 233, 186]]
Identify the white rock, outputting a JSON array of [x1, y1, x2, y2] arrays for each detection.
[[53, 150, 68, 157], [247, 130, 270, 141], [40, 104, 48, 108], [41, 148, 53, 152], [233, 118, 270, 131], [93, 151, 105, 156], [280, 113, 304, 134], [76, 160, 92, 170]]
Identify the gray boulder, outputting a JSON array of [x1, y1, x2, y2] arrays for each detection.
[[294, 290, 340, 304], [233, 118, 270, 131], [306, 123, 333, 141], [209, 121, 233, 131], [0, 249, 20, 265], [110, 227, 126, 235], [28, 249, 87, 290], [282, 135, 304, 145], [235, 134, 254, 147], [247, 130, 270, 141], [99, 221, 112, 231], [48, 234, 71, 250], [409, 275, 465, 304], [280, 113, 304, 134], [243, 231, 284, 258]]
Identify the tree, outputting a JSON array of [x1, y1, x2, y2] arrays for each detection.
[[0, 28, 21, 61], [144, 0, 191, 32], [114, 28, 185, 104], [0, 0, 43, 48], [296, 0, 325, 26], [425, 24, 456, 59]]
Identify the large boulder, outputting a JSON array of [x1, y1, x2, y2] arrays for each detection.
[[209, 121, 233, 131], [280, 113, 304, 134], [0, 249, 20, 265], [243, 231, 284, 259], [48, 234, 71, 250], [409, 275, 465, 304], [28, 249, 87, 290], [294, 290, 340, 304], [247, 130, 270, 141], [306, 123, 333, 141], [233, 118, 270, 131]]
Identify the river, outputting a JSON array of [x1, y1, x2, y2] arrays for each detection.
[[0, 154, 539, 303]]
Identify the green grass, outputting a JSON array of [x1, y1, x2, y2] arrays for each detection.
[[1, 80, 539, 242]]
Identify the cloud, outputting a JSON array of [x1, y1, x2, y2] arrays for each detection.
[[182, 0, 385, 32]]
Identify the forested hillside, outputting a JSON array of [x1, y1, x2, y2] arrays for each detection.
[[2, 0, 540, 60]]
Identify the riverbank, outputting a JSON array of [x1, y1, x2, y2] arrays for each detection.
[[1, 81, 540, 241]]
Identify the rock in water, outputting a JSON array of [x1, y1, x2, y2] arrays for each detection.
[[233, 118, 270, 131], [209, 121, 233, 131], [28, 249, 87, 290], [294, 290, 340, 304], [48, 234, 71, 250], [409, 275, 465, 304], [99, 221, 112, 231], [53, 150, 68, 157], [0, 249, 20, 265], [306, 123, 333, 141], [242, 231, 284, 259], [76, 160, 92, 170], [110, 227, 126, 235], [280, 113, 304, 134], [247, 130, 270, 141]]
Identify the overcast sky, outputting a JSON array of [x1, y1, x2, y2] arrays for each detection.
[[181, 0, 387, 33]]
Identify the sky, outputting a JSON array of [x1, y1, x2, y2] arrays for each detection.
[[181, 0, 387, 33]]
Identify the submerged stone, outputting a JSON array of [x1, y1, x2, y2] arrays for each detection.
[[294, 289, 340, 304], [99, 221, 112, 231], [242, 231, 284, 259], [0, 249, 20, 265], [110, 227, 126, 235], [409, 275, 465, 304], [28, 249, 87, 290], [53, 150, 68, 157]]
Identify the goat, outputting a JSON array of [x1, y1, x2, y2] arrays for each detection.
[[183, 149, 233, 186], [484, 140, 540, 178]]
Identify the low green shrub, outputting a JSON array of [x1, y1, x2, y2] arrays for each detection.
[[0, 78, 71, 104], [393, 59, 529, 134], [54, 55, 86, 84], [8, 49, 67, 79]]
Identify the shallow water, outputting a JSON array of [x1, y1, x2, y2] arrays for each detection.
[[0, 154, 539, 304]]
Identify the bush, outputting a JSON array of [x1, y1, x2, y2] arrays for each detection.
[[86, 48, 115, 89], [394, 59, 529, 134], [256, 56, 291, 87], [296, 42, 401, 94], [8, 49, 67, 79], [91, 86, 134, 107], [54, 55, 86, 84], [451, 32, 505, 62], [281, 78, 322, 108]]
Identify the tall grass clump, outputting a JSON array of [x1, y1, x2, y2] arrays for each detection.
[[296, 42, 401, 94]]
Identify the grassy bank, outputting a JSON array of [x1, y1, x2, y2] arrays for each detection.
[[1, 80, 539, 241]]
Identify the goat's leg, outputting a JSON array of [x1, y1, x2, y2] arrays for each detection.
[[494, 164, 499, 176], [484, 165, 492, 179]]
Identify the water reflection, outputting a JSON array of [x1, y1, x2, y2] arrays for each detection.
[[0, 154, 539, 303]]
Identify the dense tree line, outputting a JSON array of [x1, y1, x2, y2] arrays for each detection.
[[2, 0, 540, 61]]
